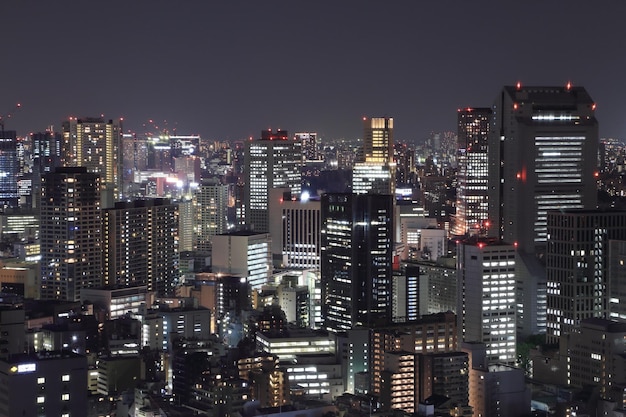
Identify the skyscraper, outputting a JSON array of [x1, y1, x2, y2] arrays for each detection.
[[362, 117, 393, 164], [211, 231, 272, 291], [354, 117, 395, 195], [321, 193, 393, 332], [268, 188, 321, 270], [0, 130, 18, 211], [62, 117, 123, 204], [102, 198, 179, 294], [193, 177, 229, 253], [457, 237, 517, 365], [489, 85, 598, 254], [40, 167, 102, 301], [454, 107, 491, 236], [244, 130, 302, 232], [546, 209, 626, 344], [295, 132, 318, 161], [31, 130, 63, 209]]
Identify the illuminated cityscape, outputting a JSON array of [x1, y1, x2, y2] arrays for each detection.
[[2, 2, 626, 417]]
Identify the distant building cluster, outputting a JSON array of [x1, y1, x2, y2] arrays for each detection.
[[0, 83, 624, 417]]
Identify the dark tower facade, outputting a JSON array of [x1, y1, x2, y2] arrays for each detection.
[[40, 167, 102, 301], [321, 193, 394, 332], [489, 85, 598, 254]]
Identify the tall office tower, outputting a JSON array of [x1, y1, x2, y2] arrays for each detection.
[[352, 162, 393, 195], [62, 117, 123, 204], [268, 188, 321, 269], [321, 193, 393, 332], [453, 107, 491, 236], [31, 130, 63, 209], [545, 209, 626, 344], [0, 130, 18, 210], [40, 167, 102, 301], [193, 177, 229, 253], [394, 142, 416, 187], [212, 231, 272, 290], [177, 198, 194, 253], [489, 85, 598, 254], [362, 117, 393, 164], [244, 130, 302, 233], [121, 133, 149, 197], [295, 132, 318, 161], [103, 199, 179, 294], [354, 117, 395, 195], [457, 237, 517, 365]]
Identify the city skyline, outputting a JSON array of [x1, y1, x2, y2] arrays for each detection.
[[3, 2, 626, 142]]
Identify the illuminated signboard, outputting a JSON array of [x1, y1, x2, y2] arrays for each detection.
[[10, 363, 37, 373]]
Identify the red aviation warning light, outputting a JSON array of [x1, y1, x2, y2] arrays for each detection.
[[513, 103, 518, 110], [516, 81, 522, 90], [592, 103, 597, 111], [566, 81, 572, 90]]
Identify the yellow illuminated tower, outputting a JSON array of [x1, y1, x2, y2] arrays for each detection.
[[353, 117, 395, 195], [62, 117, 123, 205]]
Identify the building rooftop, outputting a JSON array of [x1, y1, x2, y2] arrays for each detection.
[[218, 230, 268, 237]]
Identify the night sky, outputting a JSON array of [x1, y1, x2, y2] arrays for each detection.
[[3, 1, 626, 142]]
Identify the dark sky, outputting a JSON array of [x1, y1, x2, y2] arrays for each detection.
[[2, 1, 626, 142]]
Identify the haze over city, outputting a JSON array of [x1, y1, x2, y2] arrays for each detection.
[[3, 1, 626, 141]]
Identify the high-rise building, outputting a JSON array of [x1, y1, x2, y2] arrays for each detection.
[[211, 231, 271, 290], [362, 117, 393, 164], [244, 130, 302, 232], [489, 85, 598, 254], [352, 162, 394, 195], [268, 188, 321, 269], [354, 117, 395, 195], [0, 130, 18, 210], [102, 198, 179, 294], [394, 142, 416, 187], [321, 193, 393, 332], [564, 318, 626, 397], [193, 177, 229, 253], [295, 132, 319, 161], [457, 237, 517, 365], [40, 167, 102, 301], [62, 117, 123, 203], [31, 130, 63, 209], [546, 209, 626, 344], [177, 198, 194, 253], [454, 107, 491, 236]]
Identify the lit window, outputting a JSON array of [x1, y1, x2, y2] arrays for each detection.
[[37, 377, 45, 384], [62, 374, 70, 382], [62, 393, 70, 401], [37, 396, 45, 404]]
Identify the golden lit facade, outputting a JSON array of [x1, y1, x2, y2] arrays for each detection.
[[62, 117, 123, 199], [357, 117, 395, 195]]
